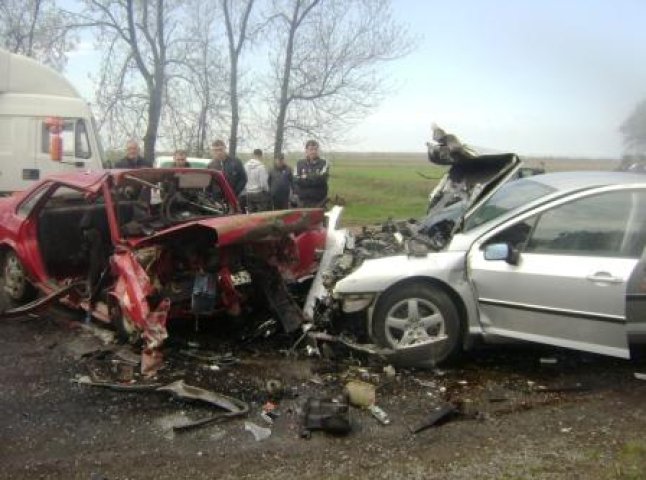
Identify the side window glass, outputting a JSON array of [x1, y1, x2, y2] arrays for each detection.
[[526, 191, 633, 257], [44, 186, 86, 207], [485, 216, 538, 251], [17, 185, 50, 217], [41, 119, 90, 159], [75, 120, 91, 159]]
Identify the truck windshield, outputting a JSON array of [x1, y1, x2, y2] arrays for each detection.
[[463, 178, 555, 232]]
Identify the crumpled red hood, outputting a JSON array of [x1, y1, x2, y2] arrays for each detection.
[[126, 208, 325, 248]]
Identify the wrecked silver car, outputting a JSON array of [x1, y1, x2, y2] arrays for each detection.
[[307, 131, 646, 366]]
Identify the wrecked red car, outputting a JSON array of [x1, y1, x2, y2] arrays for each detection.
[[0, 168, 326, 365]]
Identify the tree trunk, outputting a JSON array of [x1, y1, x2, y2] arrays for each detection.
[[143, 79, 162, 164], [273, 15, 298, 160], [229, 55, 239, 159]]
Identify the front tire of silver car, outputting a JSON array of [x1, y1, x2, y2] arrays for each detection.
[[2, 250, 36, 304], [372, 283, 461, 365]]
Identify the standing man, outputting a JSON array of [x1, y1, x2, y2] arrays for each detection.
[[244, 149, 272, 213], [114, 140, 151, 168], [172, 149, 191, 167], [294, 139, 329, 208], [269, 153, 293, 210], [207, 139, 247, 197]]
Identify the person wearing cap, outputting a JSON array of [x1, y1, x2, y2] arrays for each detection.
[[294, 139, 329, 208]]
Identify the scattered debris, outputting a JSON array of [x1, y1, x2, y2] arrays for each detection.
[[383, 365, 396, 379], [265, 379, 283, 398], [536, 382, 591, 393], [158, 380, 249, 432], [634, 372, 646, 381], [73, 375, 161, 391], [412, 403, 459, 434], [540, 357, 558, 365], [345, 380, 376, 408], [301, 396, 351, 438], [368, 405, 391, 425], [75, 376, 249, 431], [114, 347, 141, 366], [244, 421, 272, 441]]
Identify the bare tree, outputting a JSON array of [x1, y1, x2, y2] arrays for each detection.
[[222, 0, 256, 159], [75, 0, 179, 163], [268, 0, 413, 158], [163, 0, 228, 156], [0, 0, 77, 71]]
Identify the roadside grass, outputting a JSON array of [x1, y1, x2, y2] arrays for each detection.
[[327, 159, 447, 225], [612, 440, 646, 479]]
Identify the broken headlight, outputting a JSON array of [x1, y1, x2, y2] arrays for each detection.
[[338, 293, 375, 313]]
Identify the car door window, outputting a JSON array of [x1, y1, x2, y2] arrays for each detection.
[[525, 190, 643, 258], [484, 216, 538, 250]]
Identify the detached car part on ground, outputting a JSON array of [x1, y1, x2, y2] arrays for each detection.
[[0, 168, 326, 370], [306, 131, 646, 367]]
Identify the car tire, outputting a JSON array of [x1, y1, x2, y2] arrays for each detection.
[[109, 299, 140, 344], [1, 250, 36, 305], [372, 283, 461, 365]]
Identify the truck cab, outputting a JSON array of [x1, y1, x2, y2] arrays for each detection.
[[0, 49, 104, 194]]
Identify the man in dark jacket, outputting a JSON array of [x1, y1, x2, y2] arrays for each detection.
[[114, 140, 151, 168], [207, 139, 247, 197], [269, 153, 293, 210], [294, 139, 329, 208]]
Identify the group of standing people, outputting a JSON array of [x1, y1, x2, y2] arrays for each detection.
[[205, 138, 330, 211], [117, 138, 330, 211]]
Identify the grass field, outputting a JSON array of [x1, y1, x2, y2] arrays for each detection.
[[287, 151, 618, 226]]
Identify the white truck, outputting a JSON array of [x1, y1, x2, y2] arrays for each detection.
[[0, 48, 104, 193]]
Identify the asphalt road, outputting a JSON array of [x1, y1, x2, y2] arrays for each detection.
[[1, 307, 646, 480]]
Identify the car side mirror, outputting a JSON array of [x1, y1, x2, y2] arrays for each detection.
[[484, 243, 520, 265]]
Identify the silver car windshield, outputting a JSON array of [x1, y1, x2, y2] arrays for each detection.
[[463, 178, 555, 232]]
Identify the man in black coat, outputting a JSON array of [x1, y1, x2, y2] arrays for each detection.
[[114, 140, 152, 168], [268, 153, 293, 210], [207, 139, 247, 197], [294, 139, 329, 208]]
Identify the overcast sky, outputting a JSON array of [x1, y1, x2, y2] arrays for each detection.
[[65, 0, 646, 157]]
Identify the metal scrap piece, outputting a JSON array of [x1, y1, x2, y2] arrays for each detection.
[[411, 403, 459, 434], [158, 380, 249, 431], [0, 281, 85, 319]]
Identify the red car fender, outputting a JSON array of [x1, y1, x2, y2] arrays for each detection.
[[111, 250, 154, 329], [290, 227, 327, 279]]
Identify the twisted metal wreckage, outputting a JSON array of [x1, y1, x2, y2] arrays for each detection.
[[1, 128, 537, 373], [0, 168, 326, 374]]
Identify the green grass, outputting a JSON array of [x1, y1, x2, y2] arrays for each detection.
[[612, 441, 646, 479], [323, 153, 447, 225]]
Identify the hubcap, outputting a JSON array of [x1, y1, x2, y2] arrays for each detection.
[[384, 297, 445, 348]]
